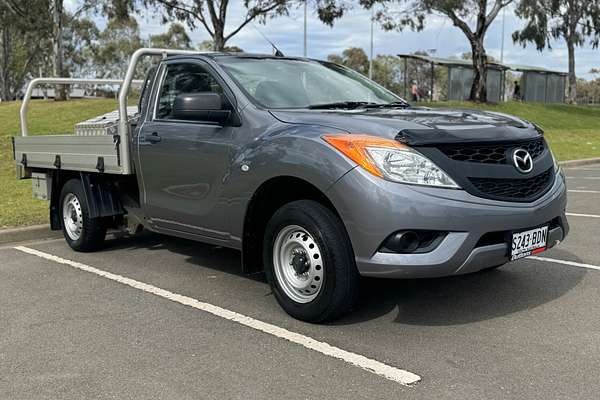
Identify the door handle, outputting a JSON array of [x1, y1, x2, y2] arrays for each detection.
[[146, 132, 161, 143]]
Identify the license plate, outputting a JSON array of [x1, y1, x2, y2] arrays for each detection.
[[511, 225, 548, 261]]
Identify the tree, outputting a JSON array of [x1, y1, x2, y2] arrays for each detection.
[[149, 22, 193, 49], [114, 0, 292, 51], [372, 55, 405, 95], [0, 0, 51, 101], [576, 76, 600, 103], [197, 39, 243, 52], [327, 47, 369, 74], [328, 48, 416, 96], [52, 0, 67, 100], [63, 16, 101, 78], [513, 0, 600, 103], [93, 17, 146, 78], [318, 0, 513, 103]]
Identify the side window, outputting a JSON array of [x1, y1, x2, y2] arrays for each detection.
[[156, 63, 224, 120]]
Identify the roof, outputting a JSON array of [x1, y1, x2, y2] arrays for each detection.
[[397, 54, 567, 75], [505, 64, 568, 75], [397, 54, 508, 70]]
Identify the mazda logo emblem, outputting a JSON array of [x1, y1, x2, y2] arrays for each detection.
[[512, 149, 533, 173]]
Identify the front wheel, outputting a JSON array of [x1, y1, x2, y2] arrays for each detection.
[[263, 200, 359, 322], [59, 179, 106, 252]]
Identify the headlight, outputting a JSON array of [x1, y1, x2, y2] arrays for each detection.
[[323, 134, 459, 189], [366, 147, 459, 188]]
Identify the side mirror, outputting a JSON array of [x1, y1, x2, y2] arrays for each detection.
[[172, 92, 231, 124]]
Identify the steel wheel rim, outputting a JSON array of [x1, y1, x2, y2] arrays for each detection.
[[272, 225, 324, 304], [62, 193, 83, 241]]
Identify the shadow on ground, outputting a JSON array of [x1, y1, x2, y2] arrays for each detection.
[[102, 231, 587, 327]]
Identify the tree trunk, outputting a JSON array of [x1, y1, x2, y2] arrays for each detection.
[[566, 39, 577, 104], [52, 0, 66, 101], [469, 39, 488, 103], [213, 25, 225, 51], [0, 26, 10, 101]]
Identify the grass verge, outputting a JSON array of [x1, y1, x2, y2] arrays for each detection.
[[1, 99, 119, 227]]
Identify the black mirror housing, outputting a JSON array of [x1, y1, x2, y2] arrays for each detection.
[[172, 92, 231, 124]]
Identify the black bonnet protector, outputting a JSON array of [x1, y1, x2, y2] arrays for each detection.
[[396, 125, 543, 147]]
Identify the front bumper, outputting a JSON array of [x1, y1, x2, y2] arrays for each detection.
[[326, 167, 569, 279]]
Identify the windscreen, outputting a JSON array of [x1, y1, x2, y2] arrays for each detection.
[[217, 57, 402, 109]]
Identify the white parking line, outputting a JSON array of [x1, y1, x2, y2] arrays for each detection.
[[531, 256, 600, 271], [568, 190, 600, 194], [13, 245, 421, 386], [566, 212, 600, 219], [566, 176, 600, 180]]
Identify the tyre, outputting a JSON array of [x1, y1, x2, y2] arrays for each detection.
[[59, 179, 106, 252], [263, 200, 359, 322]]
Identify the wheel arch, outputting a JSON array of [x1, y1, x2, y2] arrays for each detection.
[[49, 171, 126, 230], [241, 175, 344, 274]]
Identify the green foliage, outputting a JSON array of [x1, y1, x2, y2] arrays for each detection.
[[94, 17, 146, 78], [63, 16, 101, 77], [577, 77, 600, 104], [372, 55, 405, 95], [0, 0, 52, 100], [513, 0, 600, 51], [197, 40, 244, 52], [327, 47, 370, 75], [133, 0, 292, 50], [513, 0, 600, 102], [149, 23, 193, 50]]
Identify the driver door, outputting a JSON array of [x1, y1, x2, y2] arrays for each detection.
[[137, 60, 237, 243]]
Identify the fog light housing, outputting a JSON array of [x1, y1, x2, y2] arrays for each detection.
[[380, 230, 447, 254]]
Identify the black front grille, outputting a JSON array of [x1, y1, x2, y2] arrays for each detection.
[[439, 138, 545, 164], [469, 168, 554, 201]]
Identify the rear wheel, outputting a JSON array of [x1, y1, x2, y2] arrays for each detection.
[[59, 179, 106, 252], [263, 200, 359, 322]]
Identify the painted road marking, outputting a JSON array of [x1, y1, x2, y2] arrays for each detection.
[[566, 176, 600, 180], [568, 190, 600, 194], [13, 245, 421, 386], [566, 213, 600, 219], [531, 256, 600, 272]]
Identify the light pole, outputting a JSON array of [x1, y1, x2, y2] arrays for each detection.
[[369, 7, 374, 79], [500, 7, 506, 63], [303, 0, 308, 57]]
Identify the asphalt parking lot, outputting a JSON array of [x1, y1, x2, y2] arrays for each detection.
[[1, 165, 599, 400]]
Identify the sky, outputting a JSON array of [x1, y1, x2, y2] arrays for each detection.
[[66, 1, 600, 80]]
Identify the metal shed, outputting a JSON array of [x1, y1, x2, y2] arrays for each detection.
[[397, 54, 509, 103], [508, 64, 567, 103]]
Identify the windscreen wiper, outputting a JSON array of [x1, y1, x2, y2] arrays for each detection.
[[307, 101, 410, 110], [362, 101, 410, 109], [307, 101, 376, 110]]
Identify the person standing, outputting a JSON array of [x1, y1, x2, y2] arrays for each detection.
[[411, 81, 419, 102], [513, 80, 521, 101]]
